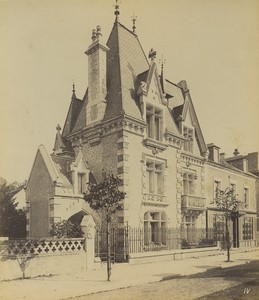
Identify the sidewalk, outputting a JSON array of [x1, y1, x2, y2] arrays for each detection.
[[1, 249, 258, 300]]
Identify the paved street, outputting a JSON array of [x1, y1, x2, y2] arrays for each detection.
[[1, 250, 258, 300], [71, 260, 259, 300]]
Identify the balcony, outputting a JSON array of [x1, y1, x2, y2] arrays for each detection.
[[143, 193, 168, 206], [181, 195, 206, 211]]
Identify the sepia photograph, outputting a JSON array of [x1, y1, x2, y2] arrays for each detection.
[[0, 0, 259, 299]]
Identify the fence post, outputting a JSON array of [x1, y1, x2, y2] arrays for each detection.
[[81, 215, 96, 270]]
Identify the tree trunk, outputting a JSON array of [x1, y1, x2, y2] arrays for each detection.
[[225, 215, 230, 262], [106, 220, 111, 281]]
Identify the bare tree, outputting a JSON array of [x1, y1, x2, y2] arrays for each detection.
[[84, 170, 125, 281], [212, 187, 239, 262]]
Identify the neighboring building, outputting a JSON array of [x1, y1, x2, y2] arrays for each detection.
[[26, 8, 258, 249]]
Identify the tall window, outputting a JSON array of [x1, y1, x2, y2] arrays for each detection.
[[213, 180, 221, 198], [78, 173, 86, 194], [183, 126, 194, 152], [146, 105, 162, 141], [230, 183, 236, 194], [146, 160, 164, 195], [213, 215, 225, 241], [243, 217, 253, 240], [183, 173, 195, 195], [244, 188, 249, 208]]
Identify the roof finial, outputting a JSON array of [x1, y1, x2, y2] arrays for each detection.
[[72, 80, 76, 94], [114, 0, 120, 22], [159, 55, 166, 75], [148, 48, 157, 61], [56, 124, 62, 132], [91, 28, 97, 42], [131, 13, 137, 34], [96, 25, 102, 40], [159, 55, 166, 93]]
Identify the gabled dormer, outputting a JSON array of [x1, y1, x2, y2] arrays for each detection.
[[173, 80, 207, 157], [137, 53, 169, 148], [69, 147, 90, 195]]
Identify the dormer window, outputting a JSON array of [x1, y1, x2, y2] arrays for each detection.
[[78, 173, 86, 194], [146, 104, 162, 141], [183, 126, 194, 153]]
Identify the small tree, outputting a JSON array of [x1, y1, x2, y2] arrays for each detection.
[[0, 178, 26, 238], [84, 170, 125, 281], [213, 187, 239, 262], [50, 220, 83, 238]]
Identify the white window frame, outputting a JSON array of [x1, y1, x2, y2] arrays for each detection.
[[146, 104, 163, 141], [183, 125, 194, 153], [183, 172, 195, 195], [213, 177, 221, 199], [146, 159, 164, 195], [243, 185, 249, 208], [77, 172, 86, 194]]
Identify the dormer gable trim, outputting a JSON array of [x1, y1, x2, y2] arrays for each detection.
[[177, 91, 207, 156], [139, 62, 167, 105], [71, 148, 89, 171]]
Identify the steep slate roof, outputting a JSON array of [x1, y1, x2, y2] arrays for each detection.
[[71, 92, 88, 134], [164, 80, 185, 110], [172, 104, 184, 123], [209, 154, 258, 178], [50, 154, 74, 188], [63, 93, 84, 137], [104, 21, 149, 121], [62, 20, 202, 142]]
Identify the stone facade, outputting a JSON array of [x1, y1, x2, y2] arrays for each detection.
[[26, 14, 258, 249]]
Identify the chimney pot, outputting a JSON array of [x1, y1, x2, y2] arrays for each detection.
[[233, 149, 240, 156]]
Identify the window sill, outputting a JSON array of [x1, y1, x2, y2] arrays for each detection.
[[143, 138, 167, 153]]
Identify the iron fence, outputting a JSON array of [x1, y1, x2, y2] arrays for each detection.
[[128, 227, 218, 253], [94, 227, 220, 262]]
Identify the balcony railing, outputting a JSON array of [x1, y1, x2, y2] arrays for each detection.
[[143, 193, 167, 205], [181, 195, 206, 210]]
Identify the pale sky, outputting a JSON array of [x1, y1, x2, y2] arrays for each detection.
[[0, 0, 259, 183]]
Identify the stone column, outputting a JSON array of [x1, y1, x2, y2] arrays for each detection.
[[81, 215, 96, 270]]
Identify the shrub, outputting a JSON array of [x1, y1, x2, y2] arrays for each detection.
[[50, 220, 83, 238]]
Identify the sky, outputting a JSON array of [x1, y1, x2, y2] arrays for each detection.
[[0, 0, 258, 183]]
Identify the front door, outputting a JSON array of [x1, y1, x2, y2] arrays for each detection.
[[232, 217, 239, 248]]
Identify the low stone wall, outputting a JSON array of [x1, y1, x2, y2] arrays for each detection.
[[128, 247, 220, 264], [0, 238, 87, 281]]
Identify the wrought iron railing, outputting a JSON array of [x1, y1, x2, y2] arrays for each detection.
[[128, 227, 217, 253], [94, 227, 220, 259]]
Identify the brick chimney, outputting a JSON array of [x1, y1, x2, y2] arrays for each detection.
[[85, 25, 109, 125], [233, 148, 240, 156]]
